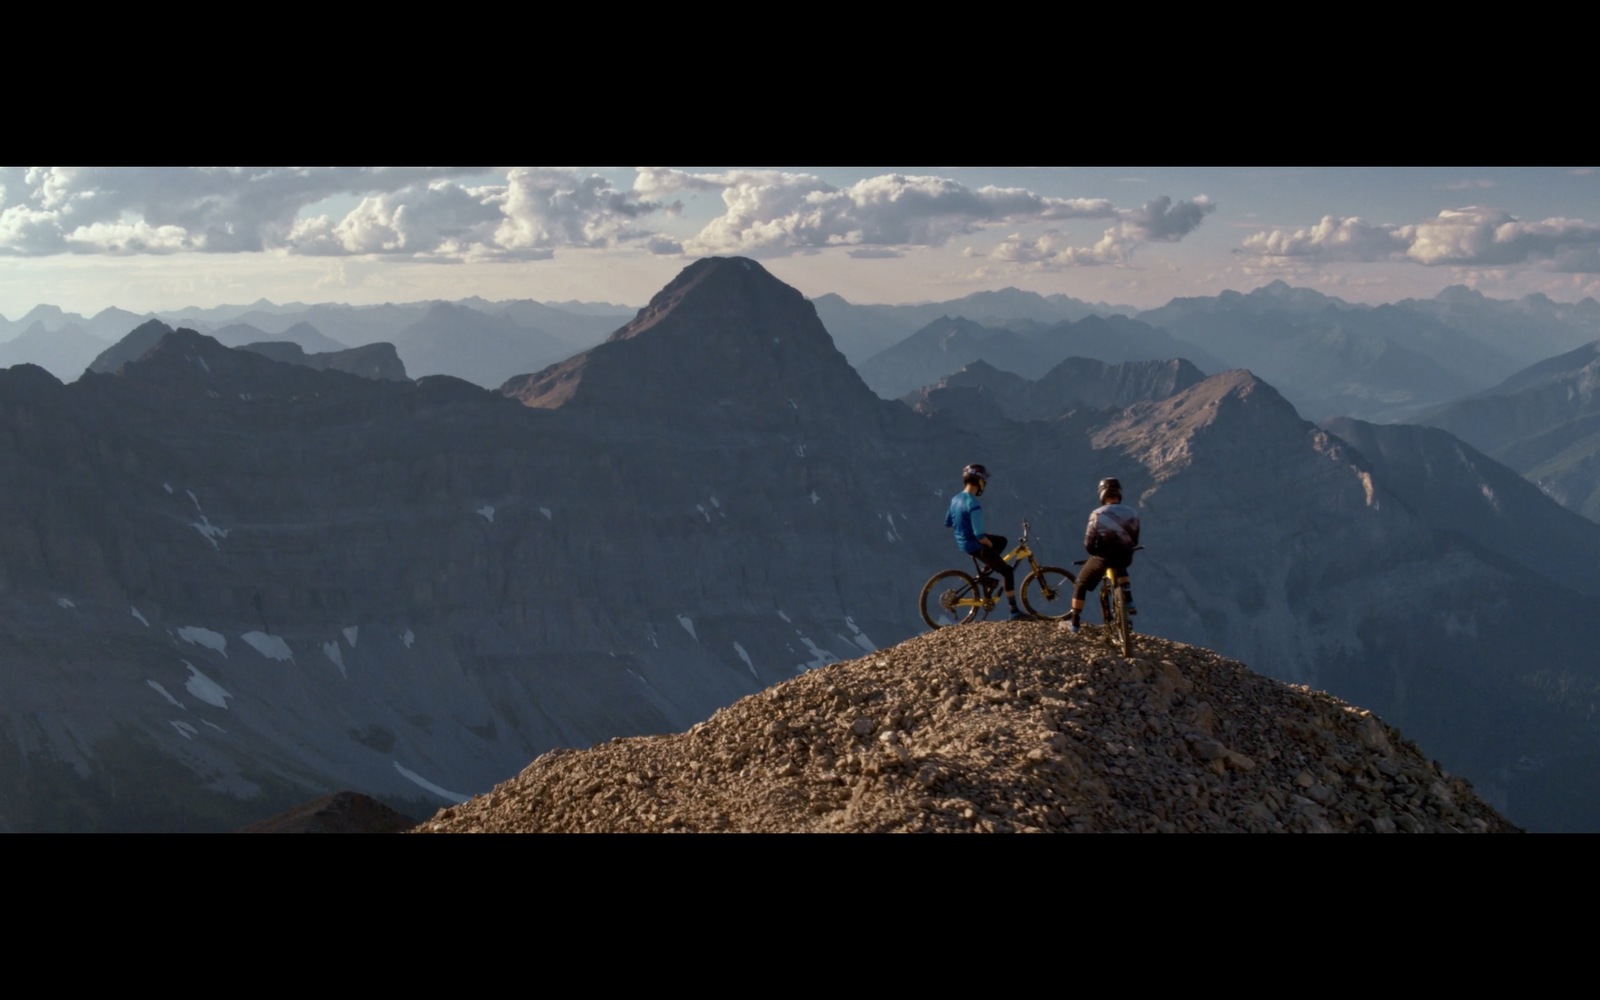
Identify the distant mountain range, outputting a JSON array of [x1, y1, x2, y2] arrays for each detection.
[[0, 297, 635, 388]]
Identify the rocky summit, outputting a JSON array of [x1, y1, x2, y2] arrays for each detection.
[[415, 621, 1517, 834]]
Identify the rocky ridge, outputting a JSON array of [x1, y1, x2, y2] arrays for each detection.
[[415, 621, 1517, 834]]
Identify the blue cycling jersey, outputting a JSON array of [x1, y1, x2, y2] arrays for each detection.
[[945, 491, 986, 554]]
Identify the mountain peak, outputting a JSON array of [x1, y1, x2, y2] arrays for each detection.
[[606, 256, 808, 344], [414, 624, 1518, 834], [503, 257, 878, 421], [85, 319, 176, 375], [1092, 368, 1307, 474]]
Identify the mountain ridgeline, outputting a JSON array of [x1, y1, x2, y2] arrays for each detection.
[[0, 257, 1597, 831]]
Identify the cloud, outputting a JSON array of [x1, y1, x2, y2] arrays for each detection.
[[494, 168, 668, 253], [1242, 206, 1600, 272], [1239, 215, 1407, 261], [643, 168, 1128, 255], [993, 231, 1122, 267], [1124, 195, 1215, 241], [985, 195, 1217, 270], [0, 167, 670, 261], [0, 167, 1223, 269]]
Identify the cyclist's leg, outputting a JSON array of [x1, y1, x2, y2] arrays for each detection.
[[1112, 563, 1135, 613], [975, 535, 1020, 611], [1068, 556, 1108, 628]]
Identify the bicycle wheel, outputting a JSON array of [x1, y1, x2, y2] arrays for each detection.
[[920, 570, 981, 629], [1098, 586, 1115, 648], [1021, 566, 1072, 620], [1111, 586, 1134, 657]]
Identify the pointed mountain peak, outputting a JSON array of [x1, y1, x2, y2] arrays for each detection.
[[1092, 368, 1308, 471], [504, 257, 877, 423], [85, 319, 177, 375], [606, 256, 810, 344]]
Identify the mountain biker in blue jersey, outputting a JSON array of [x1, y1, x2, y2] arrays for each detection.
[[1066, 477, 1140, 635], [945, 463, 1027, 620]]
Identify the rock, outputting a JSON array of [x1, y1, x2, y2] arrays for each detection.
[[415, 625, 1520, 834]]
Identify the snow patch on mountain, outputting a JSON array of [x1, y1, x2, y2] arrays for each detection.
[[844, 616, 876, 651], [394, 762, 469, 804], [177, 626, 227, 656], [148, 680, 183, 708], [242, 631, 293, 662], [183, 661, 232, 708], [191, 516, 229, 548]]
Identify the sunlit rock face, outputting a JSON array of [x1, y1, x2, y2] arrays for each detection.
[[3, 258, 1600, 832]]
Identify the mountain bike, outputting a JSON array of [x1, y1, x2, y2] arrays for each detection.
[[919, 520, 1073, 628], [1072, 551, 1139, 656]]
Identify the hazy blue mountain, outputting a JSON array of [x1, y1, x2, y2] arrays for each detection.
[[84, 307, 149, 343], [0, 321, 107, 382], [1138, 282, 1490, 421], [1393, 285, 1600, 372], [1418, 340, 1600, 520], [858, 313, 1219, 400], [389, 302, 585, 388], [812, 287, 1137, 366], [903, 357, 1207, 424], [210, 321, 348, 354]]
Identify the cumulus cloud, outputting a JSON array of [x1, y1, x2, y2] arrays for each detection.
[[1242, 206, 1600, 272], [0, 167, 670, 260], [641, 168, 1131, 256], [984, 195, 1216, 270], [1240, 215, 1408, 261], [0, 166, 1222, 267], [1124, 195, 1215, 241]]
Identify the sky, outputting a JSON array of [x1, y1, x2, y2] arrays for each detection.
[[0, 166, 1596, 319]]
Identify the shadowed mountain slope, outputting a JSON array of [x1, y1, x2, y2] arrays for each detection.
[[1419, 341, 1600, 521], [85, 319, 176, 375], [239, 341, 409, 381]]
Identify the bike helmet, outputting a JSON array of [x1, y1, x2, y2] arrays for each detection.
[[1098, 477, 1122, 504], [962, 463, 989, 490]]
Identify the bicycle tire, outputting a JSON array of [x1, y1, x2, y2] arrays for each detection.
[[920, 569, 980, 629], [1020, 566, 1073, 620], [1111, 586, 1133, 657], [1099, 587, 1115, 649]]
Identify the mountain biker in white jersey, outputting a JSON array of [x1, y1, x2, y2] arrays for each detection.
[[944, 463, 1027, 620], [1066, 477, 1140, 635]]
